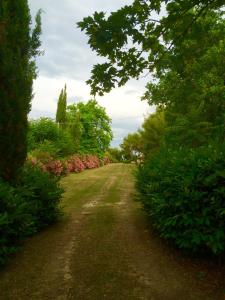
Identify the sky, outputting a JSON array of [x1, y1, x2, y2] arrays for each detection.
[[28, 0, 154, 147]]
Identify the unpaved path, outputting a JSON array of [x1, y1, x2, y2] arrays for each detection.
[[0, 164, 224, 300]]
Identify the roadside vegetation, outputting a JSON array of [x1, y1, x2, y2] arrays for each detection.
[[79, 1, 225, 255]]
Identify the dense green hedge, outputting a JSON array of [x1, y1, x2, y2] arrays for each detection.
[[0, 164, 63, 266], [136, 144, 225, 255]]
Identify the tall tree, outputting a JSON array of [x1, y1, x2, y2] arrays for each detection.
[[67, 100, 113, 156], [142, 12, 225, 147], [140, 110, 166, 158], [56, 84, 67, 126], [66, 106, 82, 152], [0, 1, 42, 181], [120, 132, 142, 162]]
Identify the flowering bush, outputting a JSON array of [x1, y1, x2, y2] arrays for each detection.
[[44, 160, 64, 176], [66, 156, 85, 173], [28, 153, 109, 177], [81, 155, 100, 169], [28, 155, 64, 176]]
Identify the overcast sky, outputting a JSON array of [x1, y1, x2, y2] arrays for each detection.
[[28, 0, 154, 147]]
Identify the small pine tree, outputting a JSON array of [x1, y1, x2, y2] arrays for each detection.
[[0, 1, 42, 181], [56, 84, 67, 126]]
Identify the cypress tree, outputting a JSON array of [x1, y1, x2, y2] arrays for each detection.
[[56, 84, 67, 126], [0, 1, 41, 181]]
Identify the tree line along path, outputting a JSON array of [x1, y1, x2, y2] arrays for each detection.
[[0, 164, 224, 300]]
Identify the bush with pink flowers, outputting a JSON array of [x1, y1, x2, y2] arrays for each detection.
[[66, 156, 85, 173], [28, 153, 110, 177], [81, 155, 100, 169], [43, 160, 64, 176]]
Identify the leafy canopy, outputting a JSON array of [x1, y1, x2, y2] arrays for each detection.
[[139, 109, 166, 158], [120, 132, 142, 162], [78, 0, 224, 96], [67, 100, 113, 156]]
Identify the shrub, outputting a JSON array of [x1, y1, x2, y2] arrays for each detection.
[[30, 146, 56, 161], [28, 118, 76, 157], [0, 163, 63, 266], [43, 159, 64, 176], [28, 118, 59, 148], [31, 141, 59, 158], [136, 144, 225, 255], [81, 155, 100, 169], [27, 153, 103, 177], [28, 153, 66, 177], [17, 163, 63, 229], [0, 180, 33, 266], [66, 156, 85, 173]]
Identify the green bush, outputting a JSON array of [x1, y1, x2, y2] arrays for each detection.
[[136, 144, 225, 255], [28, 118, 59, 148], [28, 118, 76, 157], [106, 148, 123, 163], [0, 164, 63, 266], [0, 180, 33, 266], [31, 140, 58, 158], [17, 163, 63, 229]]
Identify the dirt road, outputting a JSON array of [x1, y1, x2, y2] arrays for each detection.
[[0, 164, 224, 299]]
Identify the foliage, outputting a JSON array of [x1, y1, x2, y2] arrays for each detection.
[[82, 2, 225, 256], [120, 110, 166, 161], [143, 12, 225, 147], [54, 129, 75, 157], [81, 155, 100, 169], [42, 160, 65, 177], [17, 163, 63, 229], [28, 153, 108, 177], [137, 144, 225, 254], [0, 164, 63, 266], [30, 141, 59, 158], [120, 132, 142, 162], [29, 101, 112, 159], [139, 110, 166, 158], [66, 156, 85, 173], [28, 118, 59, 146], [106, 148, 123, 163], [0, 179, 31, 266], [67, 100, 113, 156], [135, 12, 225, 255], [65, 104, 82, 152], [78, 0, 224, 95], [56, 85, 67, 126], [0, 1, 42, 181], [28, 118, 75, 157]]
